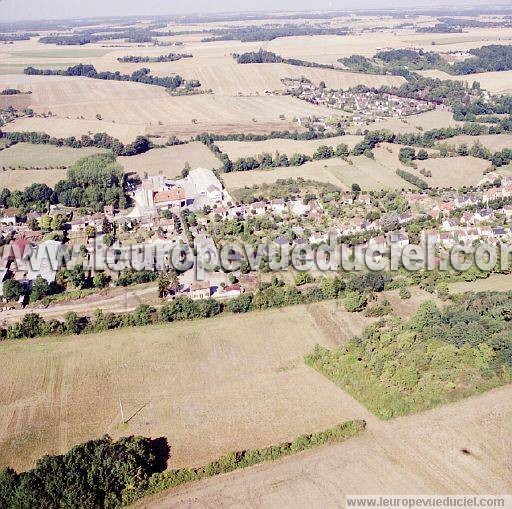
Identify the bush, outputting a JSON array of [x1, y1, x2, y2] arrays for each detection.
[[344, 291, 367, 312]]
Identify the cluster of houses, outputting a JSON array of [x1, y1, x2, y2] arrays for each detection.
[[3, 165, 512, 304], [282, 78, 437, 124]]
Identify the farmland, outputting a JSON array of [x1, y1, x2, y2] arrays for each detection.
[[223, 154, 416, 193], [0, 301, 373, 473], [118, 142, 221, 178], [138, 384, 512, 508], [0, 168, 68, 190], [0, 143, 108, 169], [218, 135, 362, 160]]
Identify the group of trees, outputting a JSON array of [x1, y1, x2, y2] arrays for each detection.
[[0, 152, 128, 212], [307, 293, 512, 419], [202, 25, 349, 42], [235, 49, 335, 70], [227, 143, 349, 172], [396, 169, 429, 190], [1, 130, 151, 157], [0, 435, 162, 508], [24, 64, 200, 91], [117, 53, 192, 63]]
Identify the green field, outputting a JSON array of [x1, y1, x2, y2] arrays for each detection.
[[10, 49, 113, 59], [0, 143, 108, 169]]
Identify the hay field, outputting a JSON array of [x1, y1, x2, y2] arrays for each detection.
[[0, 168, 67, 189], [441, 134, 512, 152], [0, 302, 372, 473], [118, 142, 221, 178], [218, 135, 363, 160], [140, 384, 512, 508], [412, 156, 489, 188], [0, 75, 339, 139], [0, 143, 108, 169], [418, 69, 512, 94], [223, 155, 413, 193], [365, 109, 462, 134]]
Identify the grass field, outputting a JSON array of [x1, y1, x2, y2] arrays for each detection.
[[419, 69, 512, 94], [448, 274, 512, 294], [441, 134, 512, 152], [366, 109, 462, 134], [138, 384, 512, 508], [0, 302, 372, 472], [0, 143, 108, 169], [0, 288, 434, 473], [223, 155, 416, 192], [217, 135, 363, 160], [118, 142, 221, 178], [0, 168, 68, 189]]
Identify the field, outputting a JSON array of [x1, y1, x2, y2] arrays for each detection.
[[419, 69, 512, 95], [118, 142, 221, 178], [138, 384, 512, 508], [411, 156, 490, 188], [0, 143, 108, 169], [0, 287, 434, 473], [0, 75, 341, 139], [223, 155, 414, 193], [441, 134, 512, 152], [0, 168, 67, 189], [367, 109, 462, 134], [217, 135, 363, 160], [449, 274, 512, 294], [0, 302, 373, 472]]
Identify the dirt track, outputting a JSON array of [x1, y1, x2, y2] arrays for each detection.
[[135, 384, 512, 508]]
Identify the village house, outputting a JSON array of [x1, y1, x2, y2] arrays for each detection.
[[189, 280, 211, 300]]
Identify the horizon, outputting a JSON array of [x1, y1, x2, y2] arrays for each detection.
[[1, 0, 509, 23]]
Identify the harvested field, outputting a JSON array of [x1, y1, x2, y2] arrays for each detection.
[[217, 135, 363, 160], [0, 75, 339, 138], [366, 109, 462, 134], [223, 159, 349, 191], [118, 142, 221, 178], [411, 156, 489, 188], [138, 384, 512, 508], [223, 155, 415, 193], [419, 69, 512, 95], [0, 143, 108, 169], [440, 134, 512, 152], [0, 168, 67, 189], [0, 302, 374, 473]]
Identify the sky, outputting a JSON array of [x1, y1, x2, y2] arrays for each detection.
[[0, 0, 503, 22]]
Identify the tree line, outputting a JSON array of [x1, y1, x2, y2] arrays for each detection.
[[117, 53, 192, 63], [24, 64, 200, 91]]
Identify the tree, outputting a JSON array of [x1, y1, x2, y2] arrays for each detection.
[[312, 145, 334, 160], [417, 149, 428, 160], [2, 279, 24, 302], [93, 272, 110, 289], [67, 264, 87, 289], [158, 270, 180, 297], [29, 277, 55, 302], [63, 311, 81, 335], [343, 291, 367, 312]]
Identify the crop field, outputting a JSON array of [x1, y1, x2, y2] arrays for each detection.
[[0, 143, 108, 169], [118, 142, 221, 178], [0, 302, 375, 472], [217, 135, 363, 160], [0, 75, 340, 139], [419, 69, 512, 94], [0, 168, 68, 189], [412, 156, 490, 188], [139, 384, 512, 508], [441, 134, 512, 152], [222, 154, 416, 193]]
